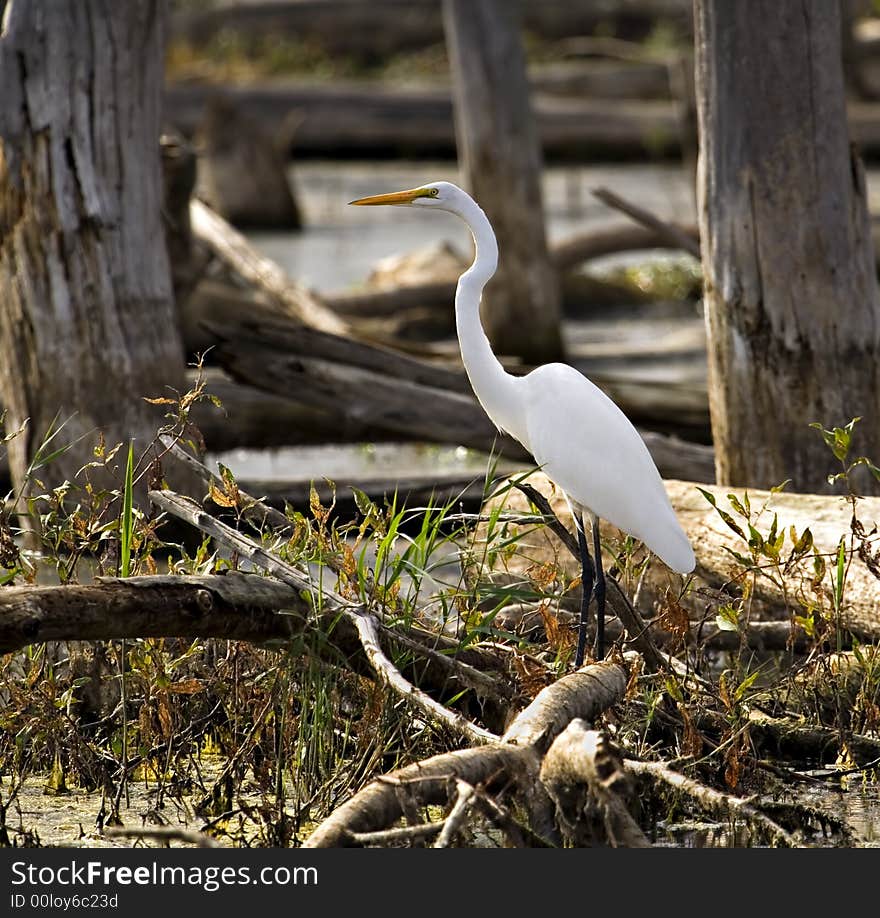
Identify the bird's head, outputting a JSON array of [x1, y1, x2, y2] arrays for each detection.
[[349, 181, 461, 212]]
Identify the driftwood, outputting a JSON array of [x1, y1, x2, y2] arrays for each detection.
[[304, 657, 631, 847], [540, 722, 651, 846], [165, 82, 682, 161], [0, 569, 518, 727], [205, 314, 526, 460], [626, 759, 795, 846], [202, 307, 714, 481], [165, 76, 880, 162], [0, 573, 308, 654], [189, 199, 345, 334], [3, 441, 867, 844], [195, 94, 302, 230], [591, 186, 701, 258], [303, 651, 802, 848], [323, 221, 701, 317], [670, 480, 880, 641], [176, 202, 714, 482], [478, 472, 880, 646]]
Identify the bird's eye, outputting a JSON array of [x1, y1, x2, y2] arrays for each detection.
[[429, 188, 439, 197]]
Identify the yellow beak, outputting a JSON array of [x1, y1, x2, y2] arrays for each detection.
[[349, 187, 428, 206]]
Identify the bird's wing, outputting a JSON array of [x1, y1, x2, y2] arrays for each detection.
[[522, 363, 694, 572]]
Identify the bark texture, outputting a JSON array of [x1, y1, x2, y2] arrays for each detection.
[[0, 1, 185, 496], [443, 0, 563, 363], [694, 0, 880, 491]]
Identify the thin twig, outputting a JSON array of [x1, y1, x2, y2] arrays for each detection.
[[434, 779, 476, 848]]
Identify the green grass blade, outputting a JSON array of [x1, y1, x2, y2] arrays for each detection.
[[120, 441, 134, 578]]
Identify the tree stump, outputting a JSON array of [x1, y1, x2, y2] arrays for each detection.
[[694, 1, 880, 493], [195, 93, 302, 230], [0, 1, 190, 501]]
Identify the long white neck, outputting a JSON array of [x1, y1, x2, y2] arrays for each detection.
[[451, 195, 528, 447]]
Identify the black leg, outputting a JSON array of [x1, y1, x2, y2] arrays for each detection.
[[574, 513, 595, 667], [592, 517, 607, 660]]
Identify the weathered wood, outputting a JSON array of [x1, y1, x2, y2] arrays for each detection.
[[626, 759, 796, 847], [0, 1, 189, 499], [540, 723, 651, 847], [0, 573, 308, 655], [0, 569, 515, 720], [186, 365, 386, 451], [443, 0, 562, 363], [205, 310, 470, 394], [324, 221, 701, 316], [694, 1, 880, 492], [209, 317, 529, 460], [196, 305, 715, 481], [483, 472, 880, 644], [667, 480, 880, 642], [304, 656, 631, 847], [303, 745, 527, 847], [530, 60, 673, 100], [591, 186, 701, 258], [189, 199, 346, 334], [164, 74, 880, 162], [163, 81, 682, 161], [336, 202, 701, 327], [502, 660, 630, 750], [195, 93, 302, 229], [551, 222, 700, 273]]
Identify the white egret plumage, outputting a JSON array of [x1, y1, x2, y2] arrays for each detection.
[[350, 181, 695, 665]]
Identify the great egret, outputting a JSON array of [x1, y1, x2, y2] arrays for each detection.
[[350, 181, 695, 665]]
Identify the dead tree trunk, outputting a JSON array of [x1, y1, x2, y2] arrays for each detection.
[[443, 0, 563, 364], [694, 1, 880, 492], [0, 1, 187, 499]]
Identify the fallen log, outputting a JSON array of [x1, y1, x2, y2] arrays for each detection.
[[189, 199, 346, 334], [530, 60, 673, 100], [210, 324, 526, 458], [0, 573, 309, 654], [304, 657, 631, 847], [322, 221, 701, 318], [303, 650, 802, 848], [478, 472, 880, 645], [199, 307, 715, 481], [165, 77, 880, 162], [540, 722, 651, 846], [0, 568, 518, 727], [550, 221, 700, 273], [164, 82, 682, 161], [667, 480, 880, 637]]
